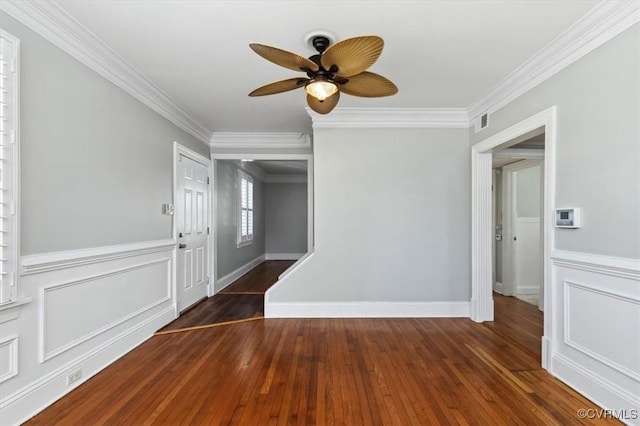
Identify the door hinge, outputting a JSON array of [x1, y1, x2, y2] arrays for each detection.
[[207, 226, 210, 235], [207, 177, 210, 184]]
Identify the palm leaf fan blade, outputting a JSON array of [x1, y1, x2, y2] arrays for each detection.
[[320, 36, 384, 77], [249, 78, 309, 97], [249, 43, 319, 73], [338, 72, 398, 97]]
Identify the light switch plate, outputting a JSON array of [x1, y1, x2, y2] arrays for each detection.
[[162, 203, 174, 215]]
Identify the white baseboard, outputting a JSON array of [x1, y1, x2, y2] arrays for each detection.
[[265, 253, 305, 261], [515, 285, 540, 295], [265, 301, 470, 318], [552, 354, 640, 425], [0, 307, 174, 426], [493, 281, 510, 295], [215, 255, 265, 292]]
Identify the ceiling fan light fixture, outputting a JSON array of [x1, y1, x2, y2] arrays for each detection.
[[304, 78, 338, 101]]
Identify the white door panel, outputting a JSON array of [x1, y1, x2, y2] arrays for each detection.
[[176, 154, 209, 312], [513, 218, 541, 294]]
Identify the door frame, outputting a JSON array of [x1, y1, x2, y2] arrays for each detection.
[[471, 106, 556, 369], [173, 142, 213, 315], [502, 159, 543, 298]]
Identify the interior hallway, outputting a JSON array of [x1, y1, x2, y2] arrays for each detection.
[[158, 260, 295, 333]]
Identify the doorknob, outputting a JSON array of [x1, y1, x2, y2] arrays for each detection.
[[178, 243, 187, 249], [513, 236, 517, 241]]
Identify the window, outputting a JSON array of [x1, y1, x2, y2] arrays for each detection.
[[0, 31, 19, 305], [237, 170, 253, 246]]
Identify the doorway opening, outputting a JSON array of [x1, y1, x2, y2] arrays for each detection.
[[491, 135, 545, 359], [162, 154, 314, 332], [471, 106, 556, 369]]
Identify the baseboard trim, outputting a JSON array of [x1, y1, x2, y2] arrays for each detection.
[[552, 353, 640, 421], [0, 306, 175, 425], [514, 285, 540, 295], [265, 301, 470, 318], [215, 255, 265, 292], [265, 253, 305, 261]]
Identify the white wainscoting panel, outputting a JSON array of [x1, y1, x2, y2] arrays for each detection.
[[564, 281, 640, 381], [0, 336, 18, 383], [40, 258, 171, 362], [550, 250, 640, 419], [0, 240, 176, 426]]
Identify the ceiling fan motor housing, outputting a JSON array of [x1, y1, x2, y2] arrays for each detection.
[[312, 36, 330, 53]]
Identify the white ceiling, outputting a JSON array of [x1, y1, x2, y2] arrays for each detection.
[[54, 0, 600, 136]]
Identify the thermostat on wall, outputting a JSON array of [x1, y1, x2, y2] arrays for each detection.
[[555, 208, 581, 228]]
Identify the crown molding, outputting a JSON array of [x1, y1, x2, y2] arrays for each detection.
[[210, 132, 311, 149], [467, 0, 640, 122], [0, 0, 212, 143], [307, 107, 470, 129]]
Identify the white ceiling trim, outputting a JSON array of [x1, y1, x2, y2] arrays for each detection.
[[467, 0, 640, 123], [307, 108, 470, 128], [210, 132, 311, 149], [0, 0, 212, 143]]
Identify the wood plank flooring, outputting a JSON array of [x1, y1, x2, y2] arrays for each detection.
[[158, 260, 294, 332], [26, 317, 617, 425], [488, 292, 544, 359]]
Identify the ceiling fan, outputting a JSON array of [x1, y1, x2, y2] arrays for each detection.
[[248, 35, 398, 114]]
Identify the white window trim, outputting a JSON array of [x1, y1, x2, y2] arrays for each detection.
[[236, 169, 254, 247], [0, 30, 21, 309]]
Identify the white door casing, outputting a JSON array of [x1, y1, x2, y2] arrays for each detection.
[[174, 145, 210, 312]]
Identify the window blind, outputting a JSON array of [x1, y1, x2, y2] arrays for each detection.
[[0, 32, 18, 304]]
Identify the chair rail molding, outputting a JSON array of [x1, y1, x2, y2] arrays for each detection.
[[21, 239, 177, 276]]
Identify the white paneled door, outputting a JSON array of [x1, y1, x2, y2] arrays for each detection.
[[176, 154, 209, 312]]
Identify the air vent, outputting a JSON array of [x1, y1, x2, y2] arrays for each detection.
[[474, 112, 489, 133], [481, 113, 489, 128]]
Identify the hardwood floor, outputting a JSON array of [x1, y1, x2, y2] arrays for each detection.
[[487, 293, 544, 359], [158, 260, 294, 332], [27, 316, 616, 425], [27, 270, 609, 425], [221, 261, 296, 294]]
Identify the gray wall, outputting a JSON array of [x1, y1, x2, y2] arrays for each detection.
[[265, 182, 307, 254], [470, 24, 640, 259], [1, 12, 210, 255], [269, 127, 471, 303], [215, 160, 265, 279]]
